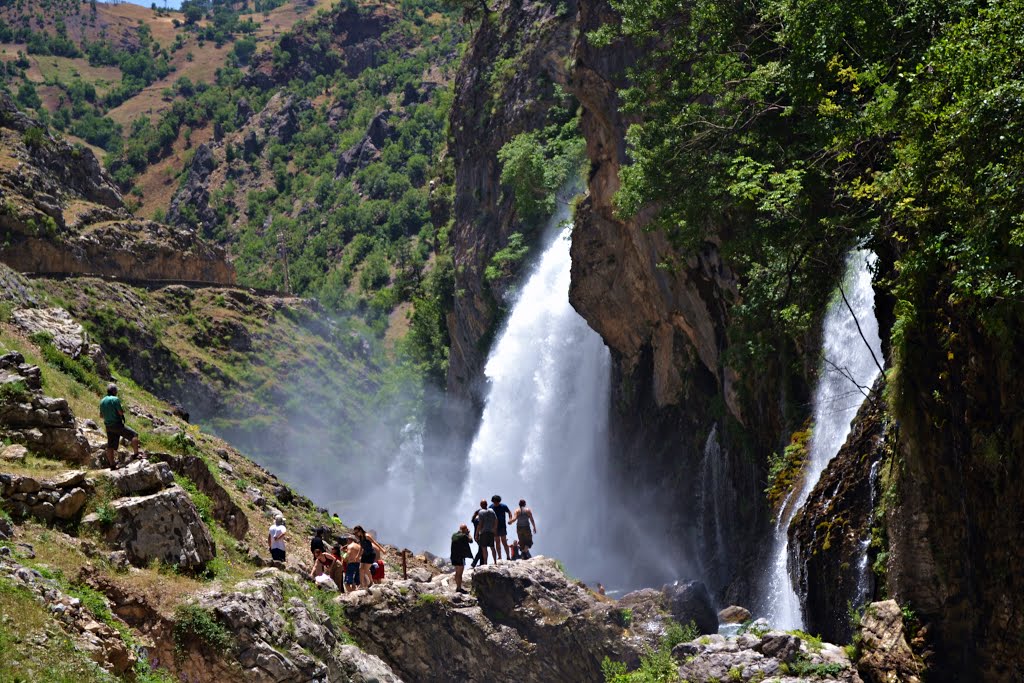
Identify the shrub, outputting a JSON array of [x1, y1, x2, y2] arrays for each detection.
[[173, 604, 232, 654], [0, 381, 30, 404]]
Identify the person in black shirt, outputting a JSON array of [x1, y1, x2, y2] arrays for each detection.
[[490, 495, 513, 561], [310, 527, 327, 563], [450, 524, 474, 593]]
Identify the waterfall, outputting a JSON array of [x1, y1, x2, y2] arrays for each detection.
[[762, 250, 883, 629], [698, 425, 727, 579], [449, 201, 614, 581]]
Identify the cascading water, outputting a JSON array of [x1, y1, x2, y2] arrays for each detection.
[[449, 200, 615, 581], [761, 250, 883, 629]]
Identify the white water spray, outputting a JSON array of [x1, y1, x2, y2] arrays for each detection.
[[449, 202, 613, 579], [762, 251, 883, 629]]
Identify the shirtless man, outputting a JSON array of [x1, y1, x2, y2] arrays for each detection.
[[343, 536, 362, 592]]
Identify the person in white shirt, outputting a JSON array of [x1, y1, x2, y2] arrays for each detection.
[[268, 515, 288, 562]]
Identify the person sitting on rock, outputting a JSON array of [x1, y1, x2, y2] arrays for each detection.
[[99, 383, 142, 469], [310, 546, 339, 581], [450, 523, 474, 593], [268, 515, 287, 563]]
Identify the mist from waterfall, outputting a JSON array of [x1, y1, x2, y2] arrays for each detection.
[[447, 202, 617, 582], [761, 250, 883, 629]]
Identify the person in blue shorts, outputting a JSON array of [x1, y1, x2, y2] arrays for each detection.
[[343, 536, 362, 592]]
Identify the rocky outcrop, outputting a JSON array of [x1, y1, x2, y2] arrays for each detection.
[[856, 600, 923, 683], [673, 629, 861, 682], [335, 111, 396, 179], [0, 470, 90, 523], [83, 484, 216, 570], [99, 460, 175, 496], [160, 569, 403, 682], [790, 383, 888, 643], [343, 557, 668, 682], [166, 92, 311, 243], [0, 94, 234, 285], [0, 352, 91, 462], [244, 5, 397, 86], [151, 452, 249, 540], [11, 307, 110, 378]]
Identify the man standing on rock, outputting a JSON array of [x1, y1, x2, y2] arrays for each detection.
[[510, 498, 537, 552], [490, 494, 512, 561], [268, 514, 288, 563], [99, 383, 141, 469], [475, 499, 497, 565]]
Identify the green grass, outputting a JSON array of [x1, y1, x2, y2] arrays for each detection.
[[0, 577, 118, 683]]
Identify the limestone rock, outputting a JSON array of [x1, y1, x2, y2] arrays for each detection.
[[152, 453, 249, 539], [83, 485, 215, 570], [857, 600, 923, 683], [10, 308, 108, 378], [55, 488, 88, 519], [676, 630, 862, 683], [1, 444, 27, 463], [342, 557, 664, 682], [100, 460, 174, 496], [718, 605, 752, 624]]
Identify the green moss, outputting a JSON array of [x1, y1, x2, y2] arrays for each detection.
[[766, 425, 813, 512], [173, 604, 233, 655]]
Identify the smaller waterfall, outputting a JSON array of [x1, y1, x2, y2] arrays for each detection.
[[853, 459, 882, 610], [762, 251, 883, 629], [698, 426, 727, 579]]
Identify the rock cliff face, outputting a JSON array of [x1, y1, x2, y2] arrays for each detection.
[[564, 0, 782, 596], [790, 383, 888, 644], [880, 292, 1024, 681], [0, 94, 234, 285], [446, 0, 578, 406]]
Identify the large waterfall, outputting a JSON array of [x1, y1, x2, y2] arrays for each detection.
[[761, 251, 883, 629], [450, 203, 615, 581]]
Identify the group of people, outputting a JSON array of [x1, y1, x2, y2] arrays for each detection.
[[306, 525, 387, 591], [267, 516, 387, 591], [450, 495, 538, 592]]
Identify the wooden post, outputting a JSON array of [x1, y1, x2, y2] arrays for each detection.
[[402, 549, 409, 580]]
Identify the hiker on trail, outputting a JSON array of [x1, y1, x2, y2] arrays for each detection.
[[353, 525, 385, 589], [268, 515, 288, 562], [450, 523, 474, 593], [490, 494, 512, 561], [342, 536, 362, 592], [310, 527, 327, 562], [475, 500, 497, 565], [99, 383, 141, 469], [509, 498, 537, 551]]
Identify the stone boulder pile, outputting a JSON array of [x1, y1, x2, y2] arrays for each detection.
[[0, 470, 90, 523], [10, 307, 110, 378], [0, 351, 90, 462]]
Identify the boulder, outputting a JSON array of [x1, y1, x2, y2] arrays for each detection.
[[662, 580, 718, 634], [857, 600, 924, 683], [83, 485, 215, 570], [718, 605, 751, 624], [755, 632, 802, 663], [10, 308, 109, 378], [1, 444, 27, 463], [152, 453, 249, 539], [55, 488, 88, 519], [0, 516, 13, 540], [100, 460, 174, 496], [50, 470, 86, 489]]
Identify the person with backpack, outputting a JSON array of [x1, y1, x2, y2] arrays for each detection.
[[475, 500, 497, 565], [509, 498, 537, 551], [353, 525, 385, 589], [450, 523, 474, 593]]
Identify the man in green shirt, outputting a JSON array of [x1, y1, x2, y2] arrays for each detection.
[[99, 383, 141, 469]]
